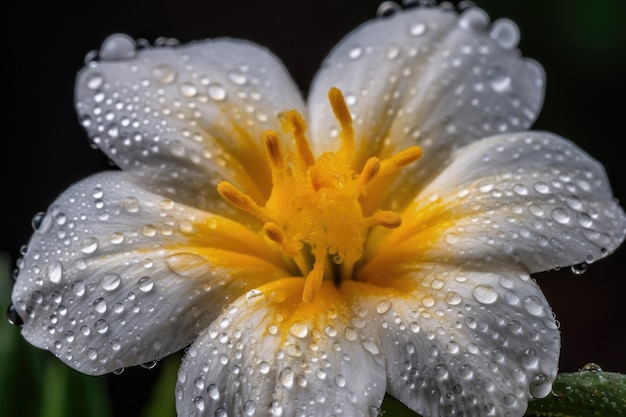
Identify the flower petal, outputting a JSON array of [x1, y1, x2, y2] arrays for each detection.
[[364, 132, 626, 276], [11, 172, 289, 375], [75, 35, 306, 212], [176, 279, 387, 417], [309, 6, 544, 208], [366, 267, 559, 417]]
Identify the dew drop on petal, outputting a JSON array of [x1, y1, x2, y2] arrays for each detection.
[[529, 373, 551, 398], [193, 396, 205, 411], [47, 261, 63, 283], [152, 64, 177, 84], [458, 8, 490, 31], [489, 19, 520, 49], [99, 34, 136, 61], [208, 84, 227, 101], [138, 276, 154, 292], [376, 300, 391, 314], [6, 304, 23, 327], [570, 262, 588, 275], [101, 273, 121, 291], [409, 21, 427, 37], [289, 322, 308, 338], [377, 1, 401, 17], [472, 285, 498, 304]]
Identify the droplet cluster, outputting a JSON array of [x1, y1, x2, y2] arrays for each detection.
[[372, 267, 560, 417], [176, 286, 387, 416], [10, 173, 254, 375], [76, 34, 305, 213], [309, 3, 544, 211]]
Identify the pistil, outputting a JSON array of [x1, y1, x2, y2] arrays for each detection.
[[217, 87, 421, 302]]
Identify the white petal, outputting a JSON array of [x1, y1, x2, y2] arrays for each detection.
[[366, 132, 626, 275], [309, 6, 544, 207], [11, 172, 289, 375], [176, 279, 387, 417], [367, 267, 560, 417], [76, 35, 306, 212]]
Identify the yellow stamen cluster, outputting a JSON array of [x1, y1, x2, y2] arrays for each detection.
[[217, 87, 421, 302]]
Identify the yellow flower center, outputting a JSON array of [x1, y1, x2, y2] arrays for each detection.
[[217, 88, 421, 302]]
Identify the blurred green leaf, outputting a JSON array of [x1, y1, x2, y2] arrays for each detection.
[[1, 252, 113, 417], [526, 367, 626, 417], [141, 355, 179, 417]]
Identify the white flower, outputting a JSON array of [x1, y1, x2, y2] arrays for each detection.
[[10, 4, 626, 417]]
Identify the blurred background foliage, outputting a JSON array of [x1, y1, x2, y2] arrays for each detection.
[[2, 1, 625, 416]]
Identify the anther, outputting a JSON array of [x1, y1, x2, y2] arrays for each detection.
[[328, 87, 355, 155], [217, 182, 267, 220], [264, 130, 284, 171], [379, 146, 423, 176], [359, 157, 381, 188], [263, 223, 309, 276], [367, 210, 402, 229], [279, 110, 315, 169]]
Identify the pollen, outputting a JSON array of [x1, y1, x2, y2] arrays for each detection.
[[218, 88, 421, 302]]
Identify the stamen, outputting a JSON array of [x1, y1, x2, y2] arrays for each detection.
[[359, 157, 381, 188], [263, 223, 309, 275], [279, 110, 315, 169], [379, 146, 423, 177], [328, 87, 355, 155], [367, 210, 403, 229], [264, 130, 284, 172], [302, 254, 325, 303], [217, 181, 267, 221]]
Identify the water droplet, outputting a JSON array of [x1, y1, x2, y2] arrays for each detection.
[[152, 64, 177, 84], [377, 1, 401, 17], [99, 34, 136, 61], [579, 362, 602, 372], [279, 367, 294, 388], [489, 19, 520, 49], [344, 327, 357, 341], [472, 285, 498, 304], [434, 364, 449, 379], [180, 82, 197, 97], [193, 396, 205, 411], [93, 297, 107, 314], [523, 295, 545, 316], [551, 208, 570, 224], [409, 22, 427, 36], [529, 373, 551, 398], [376, 300, 391, 314], [138, 276, 154, 292], [208, 83, 227, 101], [80, 237, 99, 254], [86, 73, 104, 90], [228, 71, 247, 85], [122, 196, 141, 213], [362, 341, 379, 355], [487, 66, 512, 92], [521, 348, 538, 368], [458, 8, 490, 31], [348, 45, 363, 60], [94, 318, 109, 334], [47, 261, 63, 283], [459, 364, 474, 378], [32, 211, 50, 232], [6, 304, 23, 326], [445, 291, 462, 306], [101, 274, 122, 291], [570, 262, 588, 275], [289, 321, 308, 338], [141, 359, 158, 369]]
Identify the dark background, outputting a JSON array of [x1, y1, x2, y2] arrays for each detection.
[[3, 1, 625, 416]]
